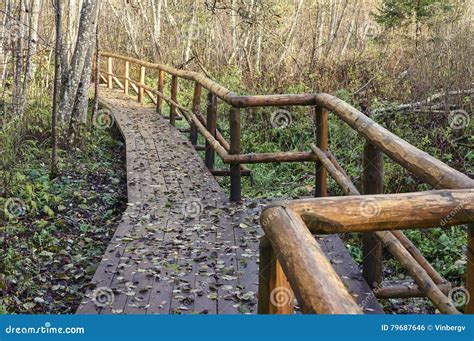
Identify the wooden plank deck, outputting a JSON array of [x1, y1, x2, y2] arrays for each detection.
[[77, 88, 384, 314]]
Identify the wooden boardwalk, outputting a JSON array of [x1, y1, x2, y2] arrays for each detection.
[[77, 88, 383, 314]]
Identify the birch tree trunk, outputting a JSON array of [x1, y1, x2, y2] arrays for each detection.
[[0, 0, 10, 89], [12, 0, 26, 117], [151, 0, 163, 60], [228, 0, 238, 63], [183, 0, 197, 62], [22, 0, 43, 98], [69, 23, 96, 140], [276, 0, 304, 67], [58, 0, 99, 123]]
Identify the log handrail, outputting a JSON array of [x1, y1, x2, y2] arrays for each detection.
[[260, 189, 473, 315], [286, 189, 474, 234], [259, 206, 363, 314], [98, 52, 474, 189], [100, 52, 315, 107], [313, 94, 474, 189], [94, 52, 473, 315]]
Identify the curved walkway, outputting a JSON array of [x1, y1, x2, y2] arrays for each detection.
[[77, 88, 383, 314]]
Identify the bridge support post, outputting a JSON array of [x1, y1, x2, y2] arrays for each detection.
[[258, 236, 294, 314], [170, 76, 178, 126], [124, 61, 129, 96], [107, 57, 113, 89], [138, 66, 146, 104], [315, 107, 328, 197], [205, 92, 217, 170], [362, 142, 384, 288], [191, 83, 201, 146], [157, 70, 164, 114], [229, 107, 241, 202]]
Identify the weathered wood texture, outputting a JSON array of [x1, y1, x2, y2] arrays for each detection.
[[205, 93, 217, 170], [391, 230, 446, 285], [170, 76, 178, 126], [310, 144, 357, 195], [375, 282, 451, 299], [97, 53, 474, 315], [316, 234, 384, 314], [77, 88, 260, 314], [107, 57, 113, 89], [310, 148, 451, 292], [362, 142, 384, 288], [124, 61, 129, 95], [229, 108, 241, 202], [314, 107, 328, 197], [313, 93, 474, 190], [77, 88, 383, 315], [260, 206, 362, 314], [100, 52, 314, 107], [377, 230, 460, 314], [287, 190, 474, 234], [258, 237, 294, 314], [190, 83, 201, 145], [138, 66, 146, 103], [156, 70, 164, 113], [99, 54, 474, 189]]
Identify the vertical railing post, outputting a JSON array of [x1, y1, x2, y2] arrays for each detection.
[[107, 57, 113, 89], [229, 107, 241, 202], [467, 224, 474, 313], [315, 107, 328, 197], [205, 92, 217, 170], [191, 82, 202, 146], [258, 236, 294, 314], [362, 142, 384, 288], [157, 70, 165, 114], [124, 61, 130, 96], [138, 65, 146, 104], [170, 75, 178, 126]]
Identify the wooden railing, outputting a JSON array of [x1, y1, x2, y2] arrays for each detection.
[[95, 52, 474, 315], [260, 190, 473, 314]]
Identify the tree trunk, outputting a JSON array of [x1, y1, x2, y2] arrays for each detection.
[[69, 29, 96, 142], [51, 0, 63, 179], [58, 0, 99, 123], [12, 0, 26, 117]]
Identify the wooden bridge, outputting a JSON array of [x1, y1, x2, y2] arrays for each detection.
[[77, 53, 474, 315]]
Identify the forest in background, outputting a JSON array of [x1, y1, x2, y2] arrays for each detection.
[[0, 0, 473, 314]]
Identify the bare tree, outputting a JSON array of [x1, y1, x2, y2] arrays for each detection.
[[51, 0, 63, 179], [58, 0, 99, 124]]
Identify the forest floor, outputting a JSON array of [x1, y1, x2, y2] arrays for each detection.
[[0, 125, 127, 314]]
